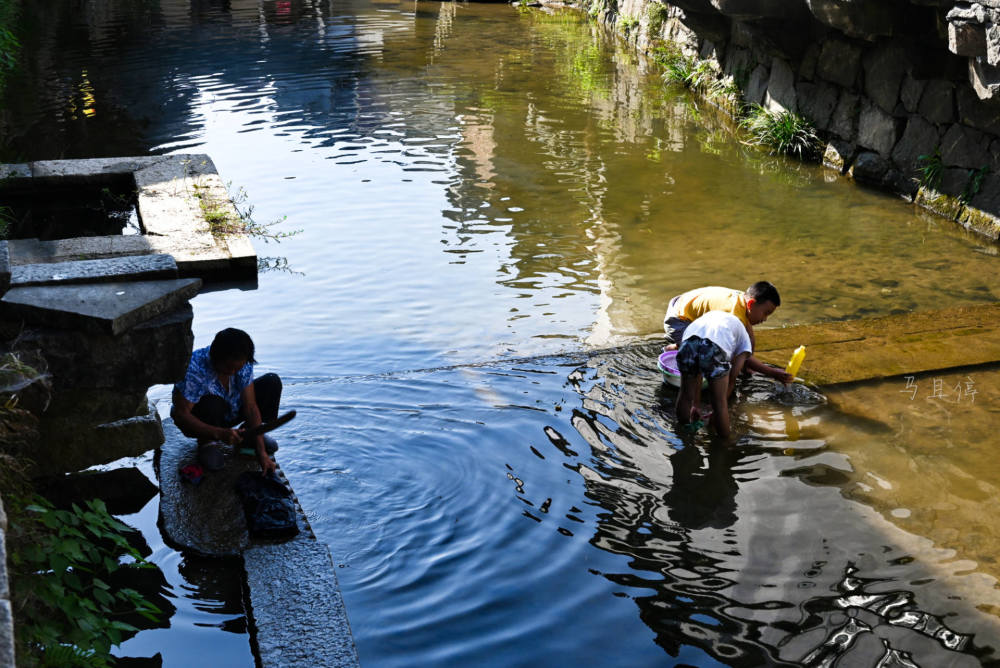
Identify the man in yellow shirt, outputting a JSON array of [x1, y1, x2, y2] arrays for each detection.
[[664, 281, 792, 383]]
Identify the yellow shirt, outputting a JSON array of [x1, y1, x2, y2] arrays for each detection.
[[668, 286, 750, 328]]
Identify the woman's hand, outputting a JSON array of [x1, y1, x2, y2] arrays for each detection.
[[215, 426, 242, 445]]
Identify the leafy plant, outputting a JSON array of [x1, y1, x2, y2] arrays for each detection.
[[619, 14, 638, 32], [739, 104, 820, 160], [646, 2, 668, 37], [8, 496, 162, 667], [916, 149, 943, 191], [191, 181, 300, 243]]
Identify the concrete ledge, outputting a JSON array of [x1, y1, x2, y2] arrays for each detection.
[[1, 278, 202, 336], [11, 254, 178, 288], [1, 155, 258, 283]]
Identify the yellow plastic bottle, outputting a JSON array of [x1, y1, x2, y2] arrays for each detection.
[[785, 345, 806, 379]]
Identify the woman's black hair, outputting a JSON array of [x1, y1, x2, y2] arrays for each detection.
[[209, 328, 257, 365]]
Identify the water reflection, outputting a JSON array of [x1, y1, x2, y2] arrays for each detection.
[[7, 0, 1000, 665]]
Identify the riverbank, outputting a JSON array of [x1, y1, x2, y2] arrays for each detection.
[[555, 0, 1000, 241]]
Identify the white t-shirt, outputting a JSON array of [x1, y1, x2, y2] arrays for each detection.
[[681, 310, 752, 360]]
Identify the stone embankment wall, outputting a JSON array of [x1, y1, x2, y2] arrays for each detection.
[[575, 0, 1000, 240]]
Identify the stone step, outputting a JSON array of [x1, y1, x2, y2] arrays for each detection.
[[1, 277, 202, 336], [157, 422, 360, 666], [11, 253, 177, 287], [755, 302, 1000, 386]]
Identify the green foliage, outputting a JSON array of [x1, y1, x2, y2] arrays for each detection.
[[619, 13, 638, 32], [0, 0, 20, 94], [916, 149, 943, 191], [739, 104, 820, 160], [646, 2, 668, 37], [191, 181, 300, 243], [961, 165, 990, 204], [653, 46, 717, 94], [8, 496, 162, 667]]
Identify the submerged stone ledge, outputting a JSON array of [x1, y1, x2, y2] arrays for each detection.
[[755, 302, 1000, 386]]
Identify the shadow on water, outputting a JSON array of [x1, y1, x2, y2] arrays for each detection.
[[535, 342, 1000, 666]]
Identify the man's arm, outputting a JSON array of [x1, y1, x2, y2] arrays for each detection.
[[240, 383, 276, 474], [745, 355, 794, 383]]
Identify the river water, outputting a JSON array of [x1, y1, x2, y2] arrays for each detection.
[[4, 0, 1000, 665]]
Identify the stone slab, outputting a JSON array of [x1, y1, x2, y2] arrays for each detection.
[[5, 236, 158, 265], [755, 303, 1000, 386], [1, 154, 258, 283], [157, 420, 359, 664], [245, 540, 361, 668], [11, 254, 177, 287], [158, 431, 261, 558], [1, 277, 202, 336], [28, 156, 159, 181]]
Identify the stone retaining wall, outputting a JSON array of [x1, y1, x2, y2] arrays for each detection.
[[572, 0, 1000, 240]]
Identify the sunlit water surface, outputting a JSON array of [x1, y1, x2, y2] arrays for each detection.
[[4, 0, 1000, 665]]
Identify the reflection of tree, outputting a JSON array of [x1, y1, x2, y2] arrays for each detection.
[[2, 0, 376, 160]]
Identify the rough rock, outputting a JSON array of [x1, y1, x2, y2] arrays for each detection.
[[35, 399, 164, 475], [858, 98, 899, 155], [806, 0, 896, 40], [850, 150, 892, 188], [969, 171, 1000, 217], [798, 41, 821, 81], [797, 80, 840, 129], [745, 63, 770, 106], [823, 139, 858, 173], [709, 0, 787, 20], [863, 42, 909, 112], [764, 58, 797, 112], [899, 73, 926, 113], [939, 123, 992, 168], [890, 116, 940, 173], [917, 79, 955, 124], [817, 39, 863, 88], [11, 304, 194, 393], [947, 4, 987, 57], [955, 84, 1000, 133], [38, 467, 159, 516], [830, 90, 860, 140], [970, 56, 1000, 100], [1, 278, 201, 336]]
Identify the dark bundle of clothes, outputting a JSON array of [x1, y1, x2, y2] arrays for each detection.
[[235, 471, 300, 540]]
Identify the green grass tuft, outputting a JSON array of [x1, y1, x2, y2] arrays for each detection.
[[739, 104, 820, 160]]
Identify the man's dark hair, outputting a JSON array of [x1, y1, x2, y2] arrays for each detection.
[[746, 281, 780, 306], [210, 328, 257, 365]]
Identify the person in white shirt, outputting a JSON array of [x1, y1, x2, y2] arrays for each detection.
[[675, 310, 752, 439]]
